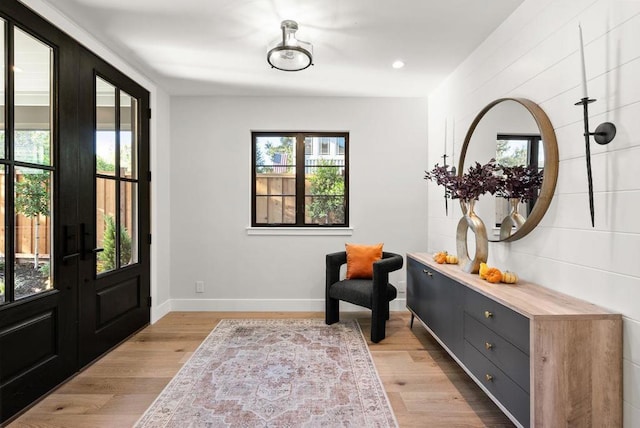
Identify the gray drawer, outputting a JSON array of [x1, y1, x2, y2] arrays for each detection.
[[464, 313, 530, 392], [464, 341, 530, 428], [465, 288, 530, 354]]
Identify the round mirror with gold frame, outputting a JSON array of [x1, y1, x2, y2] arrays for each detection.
[[458, 98, 559, 242]]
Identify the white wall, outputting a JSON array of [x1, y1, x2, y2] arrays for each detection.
[[19, 0, 173, 322], [169, 97, 428, 312], [427, 0, 640, 425]]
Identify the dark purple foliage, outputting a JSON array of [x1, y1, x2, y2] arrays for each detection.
[[424, 159, 500, 201], [495, 165, 544, 202]]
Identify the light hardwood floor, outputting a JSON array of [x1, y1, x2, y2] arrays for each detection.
[[8, 312, 513, 427]]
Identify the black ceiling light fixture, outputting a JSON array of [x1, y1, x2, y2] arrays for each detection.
[[267, 20, 313, 71]]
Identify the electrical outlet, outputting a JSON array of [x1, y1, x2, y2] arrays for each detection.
[[195, 281, 204, 293]]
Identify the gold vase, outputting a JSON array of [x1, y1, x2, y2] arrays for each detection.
[[456, 200, 488, 274], [499, 197, 526, 240]]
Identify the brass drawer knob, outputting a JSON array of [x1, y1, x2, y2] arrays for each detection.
[[485, 374, 494, 382], [484, 310, 493, 319], [422, 269, 433, 277], [485, 342, 493, 350]]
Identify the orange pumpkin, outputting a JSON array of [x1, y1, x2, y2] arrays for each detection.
[[434, 252, 447, 264], [485, 267, 502, 283]]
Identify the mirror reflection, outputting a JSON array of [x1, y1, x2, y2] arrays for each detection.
[[462, 99, 546, 241]]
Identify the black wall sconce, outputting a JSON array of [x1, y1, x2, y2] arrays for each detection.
[[576, 24, 616, 227]]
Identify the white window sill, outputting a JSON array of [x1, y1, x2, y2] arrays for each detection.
[[246, 227, 354, 236]]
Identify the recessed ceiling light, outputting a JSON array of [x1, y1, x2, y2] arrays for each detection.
[[392, 60, 405, 69]]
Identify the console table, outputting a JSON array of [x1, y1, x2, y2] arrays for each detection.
[[406, 253, 622, 428]]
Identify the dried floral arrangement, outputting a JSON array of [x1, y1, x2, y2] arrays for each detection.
[[495, 165, 543, 203], [424, 159, 500, 201]]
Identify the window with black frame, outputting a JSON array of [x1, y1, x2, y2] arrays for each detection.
[[495, 134, 543, 226], [252, 132, 349, 227]]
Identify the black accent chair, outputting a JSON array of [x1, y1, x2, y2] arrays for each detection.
[[325, 251, 404, 343]]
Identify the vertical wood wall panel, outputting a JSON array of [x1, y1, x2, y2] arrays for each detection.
[[427, 0, 640, 423]]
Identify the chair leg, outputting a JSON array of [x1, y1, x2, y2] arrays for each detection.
[[370, 308, 386, 343], [326, 297, 340, 325]]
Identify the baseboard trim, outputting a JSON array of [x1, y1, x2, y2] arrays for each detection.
[[151, 299, 172, 323], [167, 298, 407, 313]]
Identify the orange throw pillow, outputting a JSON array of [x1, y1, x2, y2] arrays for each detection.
[[345, 243, 383, 279]]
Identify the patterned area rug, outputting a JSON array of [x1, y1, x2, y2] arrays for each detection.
[[135, 319, 398, 428]]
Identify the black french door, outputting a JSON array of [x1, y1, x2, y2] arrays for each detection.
[[0, 3, 79, 422], [77, 50, 150, 367], [0, 0, 150, 422]]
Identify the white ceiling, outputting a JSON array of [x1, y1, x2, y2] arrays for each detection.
[[43, 0, 523, 97]]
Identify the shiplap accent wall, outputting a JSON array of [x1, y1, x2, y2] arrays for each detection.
[[427, 0, 640, 425]]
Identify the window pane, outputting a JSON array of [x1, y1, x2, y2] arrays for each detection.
[[120, 181, 138, 267], [0, 20, 5, 159], [496, 139, 528, 167], [320, 140, 330, 155], [304, 164, 345, 225], [96, 77, 116, 175], [14, 167, 52, 299], [120, 90, 137, 179], [257, 195, 295, 224], [255, 136, 295, 172], [254, 136, 296, 225], [254, 182, 296, 225], [0, 166, 4, 303], [538, 140, 544, 169], [14, 28, 52, 166], [96, 178, 116, 274]]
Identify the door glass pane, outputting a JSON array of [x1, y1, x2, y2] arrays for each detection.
[[96, 77, 116, 175], [254, 136, 295, 224], [14, 27, 52, 166], [14, 167, 52, 299], [120, 90, 137, 179], [120, 181, 137, 266], [96, 178, 116, 274], [0, 167, 4, 303], [304, 136, 346, 225], [0, 20, 5, 159]]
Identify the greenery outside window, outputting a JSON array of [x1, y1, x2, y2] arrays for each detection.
[[252, 132, 349, 227], [495, 134, 543, 226]]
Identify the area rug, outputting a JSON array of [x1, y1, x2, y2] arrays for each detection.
[[135, 319, 398, 428]]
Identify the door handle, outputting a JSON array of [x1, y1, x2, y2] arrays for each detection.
[[62, 252, 81, 263], [79, 223, 104, 256], [62, 225, 79, 264]]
